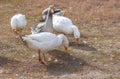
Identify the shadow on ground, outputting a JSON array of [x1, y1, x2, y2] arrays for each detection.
[[0, 56, 19, 67], [0, 56, 46, 74], [46, 50, 86, 76], [0, 50, 86, 76], [0, 50, 108, 76], [70, 42, 97, 51]]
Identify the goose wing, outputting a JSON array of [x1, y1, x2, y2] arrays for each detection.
[[26, 32, 57, 42], [53, 15, 73, 25]]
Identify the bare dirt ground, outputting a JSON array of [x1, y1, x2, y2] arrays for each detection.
[[0, 0, 120, 79]]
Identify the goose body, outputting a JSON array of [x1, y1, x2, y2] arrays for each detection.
[[10, 13, 27, 35], [53, 15, 74, 34], [53, 15, 73, 26], [53, 15, 80, 42], [22, 32, 69, 51]]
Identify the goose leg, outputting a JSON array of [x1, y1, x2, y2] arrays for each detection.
[[38, 50, 48, 65], [40, 52, 48, 65], [38, 50, 41, 62]]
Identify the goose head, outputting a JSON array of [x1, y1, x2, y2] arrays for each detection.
[[11, 14, 27, 36], [72, 25, 80, 43], [49, 5, 64, 16], [42, 5, 63, 15], [40, 5, 64, 22], [47, 5, 55, 15], [57, 34, 69, 50]]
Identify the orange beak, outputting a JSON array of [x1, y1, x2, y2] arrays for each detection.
[[64, 47, 68, 51], [75, 38, 79, 43], [50, 9, 54, 13], [12, 29, 19, 36]]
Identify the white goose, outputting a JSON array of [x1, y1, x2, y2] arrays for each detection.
[[10, 13, 27, 36], [22, 32, 69, 64]]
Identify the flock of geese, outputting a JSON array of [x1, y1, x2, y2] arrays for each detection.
[[10, 5, 80, 65]]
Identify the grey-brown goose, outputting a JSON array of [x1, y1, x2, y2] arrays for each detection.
[[31, 5, 55, 34]]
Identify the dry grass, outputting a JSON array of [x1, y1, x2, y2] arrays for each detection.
[[0, 0, 120, 79]]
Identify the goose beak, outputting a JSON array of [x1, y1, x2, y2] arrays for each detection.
[[12, 29, 19, 36], [75, 38, 79, 43], [51, 9, 54, 13], [64, 47, 68, 51]]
